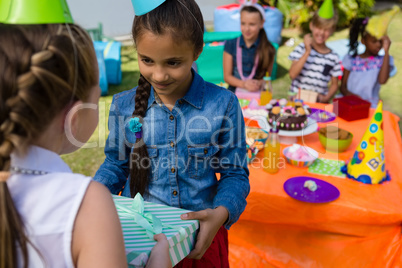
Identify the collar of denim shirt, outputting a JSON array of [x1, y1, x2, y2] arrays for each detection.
[[239, 34, 260, 49], [146, 68, 205, 111]]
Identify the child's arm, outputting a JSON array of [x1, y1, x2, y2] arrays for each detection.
[[72, 181, 127, 267], [180, 206, 229, 259], [340, 69, 350, 95], [93, 95, 131, 194], [340, 69, 354, 96], [378, 36, 391, 84], [289, 34, 313, 80], [146, 234, 172, 268], [318, 76, 340, 103], [223, 51, 261, 92]]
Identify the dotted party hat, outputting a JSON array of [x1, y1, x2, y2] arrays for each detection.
[[342, 101, 390, 184]]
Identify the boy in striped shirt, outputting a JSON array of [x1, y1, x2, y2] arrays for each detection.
[[288, 0, 342, 103]]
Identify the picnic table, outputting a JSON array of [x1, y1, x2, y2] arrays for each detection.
[[228, 103, 402, 267]]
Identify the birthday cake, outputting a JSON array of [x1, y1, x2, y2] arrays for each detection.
[[267, 99, 311, 131]]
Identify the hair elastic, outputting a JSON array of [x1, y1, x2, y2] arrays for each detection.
[[129, 117, 143, 139], [362, 17, 369, 25]]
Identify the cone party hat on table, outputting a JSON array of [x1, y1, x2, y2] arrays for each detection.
[[366, 5, 400, 40], [0, 0, 73, 24], [131, 0, 166, 16], [342, 101, 390, 184], [318, 0, 334, 19]]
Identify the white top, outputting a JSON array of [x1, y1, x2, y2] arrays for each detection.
[[7, 146, 91, 268], [342, 54, 395, 108], [289, 43, 343, 94]]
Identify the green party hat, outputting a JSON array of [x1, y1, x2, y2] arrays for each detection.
[[318, 0, 334, 19], [0, 0, 11, 22], [0, 0, 74, 24]]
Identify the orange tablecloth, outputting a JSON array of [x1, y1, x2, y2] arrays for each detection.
[[229, 103, 402, 267]]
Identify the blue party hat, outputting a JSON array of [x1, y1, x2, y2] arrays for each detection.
[[131, 0, 166, 16]]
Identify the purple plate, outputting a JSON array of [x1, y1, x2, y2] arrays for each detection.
[[283, 176, 340, 203], [308, 108, 336, 123]]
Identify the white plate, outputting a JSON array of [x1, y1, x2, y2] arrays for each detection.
[[245, 115, 318, 137]]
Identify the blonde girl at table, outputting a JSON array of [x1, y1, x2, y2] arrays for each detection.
[[0, 6, 170, 268], [223, 2, 276, 94], [94, 0, 250, 267]]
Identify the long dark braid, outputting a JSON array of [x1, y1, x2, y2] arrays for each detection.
[[349, 18, 368, 57], [129, 0, 204, 197], [129, 75, 151, 197]]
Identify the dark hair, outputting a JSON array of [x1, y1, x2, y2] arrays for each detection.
[[0, 23, 97, 267], [130, 0, 204, 197], [348, 18, 368, 57], [240, 6, 276, 79]]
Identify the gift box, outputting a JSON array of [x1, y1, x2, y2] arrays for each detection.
[[297, 89, 318, 103], [333, 95, 371, 121], [113, 194, 199, 268]]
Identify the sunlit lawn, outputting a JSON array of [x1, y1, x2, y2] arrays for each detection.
[[63, 11, 402, 176]]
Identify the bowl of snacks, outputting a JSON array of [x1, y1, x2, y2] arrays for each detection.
[[283, 144, 318, 167], [246, 127, 268, 150], [318, 126, 353, 152]]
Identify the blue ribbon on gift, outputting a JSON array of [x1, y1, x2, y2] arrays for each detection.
[[115, 193, 187, 241]]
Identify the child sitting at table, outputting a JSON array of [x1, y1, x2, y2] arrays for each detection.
[[340, 7, 398, 108], [223, 2, 276, 93], [94, 0, 250, 266], [0, 1, 170, 267], [288, 0, 342, 103]]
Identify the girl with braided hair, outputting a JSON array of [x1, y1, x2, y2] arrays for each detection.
[[94, 0, 250, 266], [0, 22, 170, 268], [340, 16, 395, 108]]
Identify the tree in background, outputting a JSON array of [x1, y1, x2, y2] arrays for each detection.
[[259, 0, 375, 30]]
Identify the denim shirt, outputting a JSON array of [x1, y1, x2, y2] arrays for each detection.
[[224, 35, 260, 92], [94, 70, 250, 229]]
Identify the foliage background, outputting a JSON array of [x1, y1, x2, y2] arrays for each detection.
[[260, 0, 375, 30]]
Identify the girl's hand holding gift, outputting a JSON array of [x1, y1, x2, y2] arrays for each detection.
[[181, 206, 229, 260], [146, 234, 172, 268]]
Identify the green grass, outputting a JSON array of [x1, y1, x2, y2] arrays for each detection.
[[63, 11, 402, 176], [61, 46, 140, 176]]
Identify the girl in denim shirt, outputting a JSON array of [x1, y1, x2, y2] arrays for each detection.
[[223, 3, 276, 93], [94, 0, 250, 266]]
